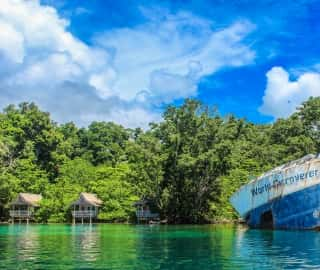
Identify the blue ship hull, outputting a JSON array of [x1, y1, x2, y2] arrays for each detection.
[[247, 183, 320, 230], [230, 154, 320, 230]]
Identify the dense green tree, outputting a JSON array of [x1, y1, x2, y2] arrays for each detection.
[[37, 158, 95, 222], [0, 103, 63, 179], [79, 122, 129, 166], [125, 132, 164, 208], [297, 97, 320, 152], [90, 164, 138, 222], [0, 97, 320, 223], [153, 100, 228, 223]]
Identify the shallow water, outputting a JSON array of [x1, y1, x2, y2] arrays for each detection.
[[0, 224, 320, 269]]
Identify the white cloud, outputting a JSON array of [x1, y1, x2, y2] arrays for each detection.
[[96, 12, 255, 102], [74, 7, 91, 16], [0, 19, 24, 63], [0, 81, 160, 129], [85, 107, 162, 129], [0, 0, 112, 95], [0, 0, 255, 127], [259, 67, 320, 118]]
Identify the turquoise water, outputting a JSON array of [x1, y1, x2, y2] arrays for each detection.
[[0, 225, 320, 269]]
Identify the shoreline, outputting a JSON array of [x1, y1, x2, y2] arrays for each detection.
[[0, 219, 241, 225]]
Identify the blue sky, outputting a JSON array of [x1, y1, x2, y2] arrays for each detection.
[[0, 0, 320, 127]]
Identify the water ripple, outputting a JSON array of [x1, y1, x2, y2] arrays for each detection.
[[0, 224, 320, 269]]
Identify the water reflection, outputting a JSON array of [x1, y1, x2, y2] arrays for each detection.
[[235, 228, 320, 269], [97, 224, 139, 268], [0, 225, 41, 269], [14, 225, 40, 262], [131, 225, 238, 269], [1, 224, 320, 269], [71, 225, 100, 263]]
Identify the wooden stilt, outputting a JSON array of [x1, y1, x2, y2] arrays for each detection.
[[73, 205, 76, 225], [12, 205, 15, 224], [27, 206, 29, 225]]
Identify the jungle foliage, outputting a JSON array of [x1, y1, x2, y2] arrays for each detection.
[[0, 97, 319, 223]]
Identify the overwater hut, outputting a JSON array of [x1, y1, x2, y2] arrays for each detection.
[[133, 198, 159, 223], [70, 193, 103, 224], [9, 193, 42, 224]]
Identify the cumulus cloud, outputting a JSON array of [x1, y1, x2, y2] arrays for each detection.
[[259, 67, 320, 118], [96, 11, 255, 102], [0, 0, 255, 127], [0, 0, 113, 96], [0, 81, 161, 128]]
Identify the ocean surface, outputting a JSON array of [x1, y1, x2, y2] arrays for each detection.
[[0, 224, 320, 269]]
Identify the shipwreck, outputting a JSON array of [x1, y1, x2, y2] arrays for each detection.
[[230, 154, 320, 230]]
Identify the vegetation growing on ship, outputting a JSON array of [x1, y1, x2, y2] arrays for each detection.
[[0, 97, 319, 223]]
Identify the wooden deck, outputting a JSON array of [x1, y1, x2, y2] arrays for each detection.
[[72, 210, 98, 218], [9, 210, 33, 218], [136, 210, 159, 221]]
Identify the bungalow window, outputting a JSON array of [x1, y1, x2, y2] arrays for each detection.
[[18, 205, 28, 211]]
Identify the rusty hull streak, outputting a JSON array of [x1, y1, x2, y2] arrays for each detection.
[[230, 154, 320, 229]]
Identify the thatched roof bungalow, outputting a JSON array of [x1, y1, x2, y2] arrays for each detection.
[[133, 198, 159, 223], [9, 193, 42, 223], [70, 193, 103, 224]]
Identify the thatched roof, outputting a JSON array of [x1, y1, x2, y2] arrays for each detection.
[[71, 193, 103, 207], [11, 193, 42, 207]]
